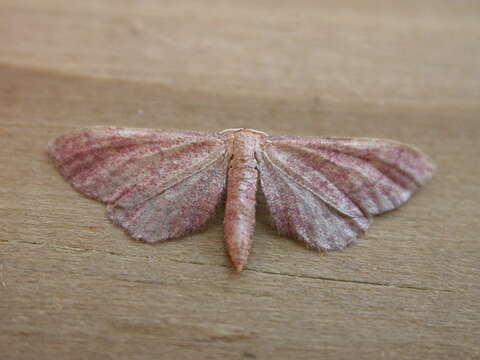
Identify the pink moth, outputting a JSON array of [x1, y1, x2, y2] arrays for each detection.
[[48, 127, 435, 271]]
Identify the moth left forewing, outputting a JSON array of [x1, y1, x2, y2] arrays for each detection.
[[48, 127, 225, 203], [49, 127, 229, 242]]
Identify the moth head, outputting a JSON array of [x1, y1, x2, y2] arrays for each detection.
[[219, 128, 269, 136]]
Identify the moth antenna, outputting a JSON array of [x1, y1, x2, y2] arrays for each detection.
[[220, 128, 269, 136]]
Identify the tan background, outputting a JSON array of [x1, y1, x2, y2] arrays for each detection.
[[1, 1, 479, 359]]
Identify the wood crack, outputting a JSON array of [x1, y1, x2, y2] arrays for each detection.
[[2, 239, 459, 293], [242, 267, 458, 293], [167, 258, 459, 293]]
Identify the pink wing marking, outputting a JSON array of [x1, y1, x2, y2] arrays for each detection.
[[256, 150, 370, 251], [48, 127, 224, 203], [108, 154, 228, 242], [48, 127, 228, 241], [257, 136, 434, 251], [267, 136, 435, 215]]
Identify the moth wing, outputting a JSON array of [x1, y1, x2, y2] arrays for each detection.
[[267, 136, 435, 215], [256, 149, 370, 251], [256, 136, 434, 250], [107, 154, 228, 242], [48, 127, 228, 241]]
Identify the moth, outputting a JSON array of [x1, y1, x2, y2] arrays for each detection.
[[48, 127, 434, 271]]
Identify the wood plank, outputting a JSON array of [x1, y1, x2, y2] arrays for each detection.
[[1, 1, 479, 359]]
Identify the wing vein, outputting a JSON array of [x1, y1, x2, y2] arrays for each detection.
[[113, 149, 227, 208], [277, 142, 420, 190], [259, 148, 366, 220]]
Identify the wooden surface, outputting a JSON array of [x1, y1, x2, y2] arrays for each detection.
[[1, 1, 479, 359]]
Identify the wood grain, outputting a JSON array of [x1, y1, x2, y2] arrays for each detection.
[[1, 1, 479, 359]]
